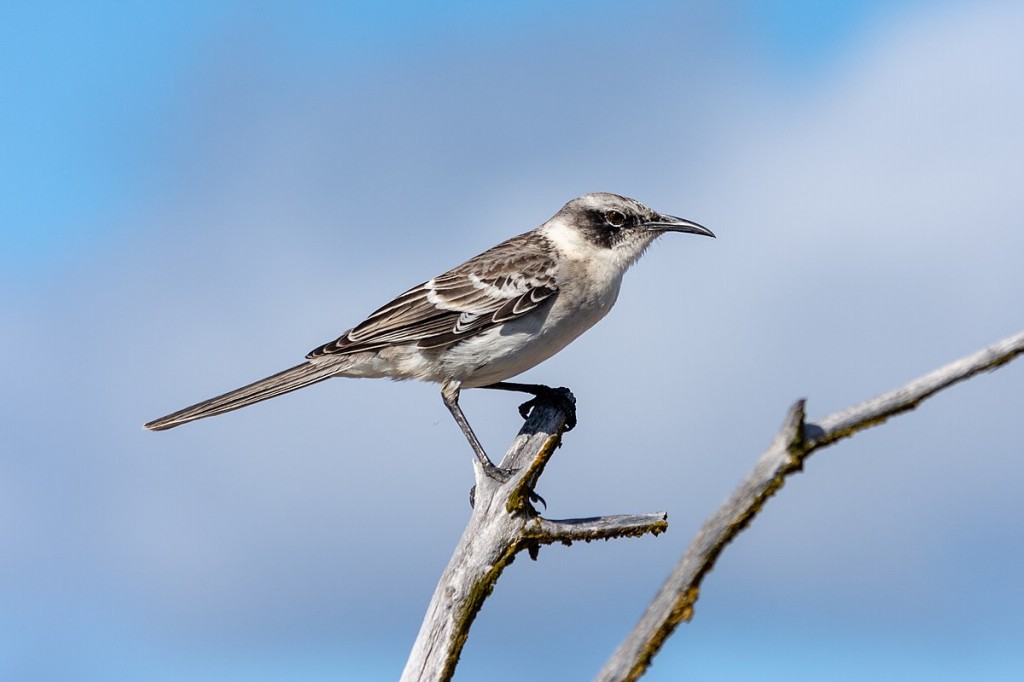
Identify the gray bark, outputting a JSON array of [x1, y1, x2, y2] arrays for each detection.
[[596, 329, 1024, 682], [401, 393, 667, 682]]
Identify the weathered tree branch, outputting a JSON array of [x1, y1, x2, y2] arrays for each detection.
[[596, 329, 1024, 682], [526, 514, 670, 545], [401, 392, 668, 682]]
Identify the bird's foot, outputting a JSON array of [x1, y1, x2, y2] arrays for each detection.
[[517, 386, 577, 431], [469, 486, 546, 512], [469, 465, 546, 511]]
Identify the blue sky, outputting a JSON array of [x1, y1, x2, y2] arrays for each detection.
[[3, 2, 1023, 681], [1, 0, 894, 273]]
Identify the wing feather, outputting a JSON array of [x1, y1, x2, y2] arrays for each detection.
[[307, 232, 559, 358]]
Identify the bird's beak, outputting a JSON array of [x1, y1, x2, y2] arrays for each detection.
[[644, 214, 716, 238]]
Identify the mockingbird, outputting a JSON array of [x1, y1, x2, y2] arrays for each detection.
[[145, 192, 714, 472]]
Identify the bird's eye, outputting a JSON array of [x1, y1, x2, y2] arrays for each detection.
[[605, 210, 626, 227]]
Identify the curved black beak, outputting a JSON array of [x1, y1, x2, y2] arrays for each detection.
[[644, 214, 715, 238]]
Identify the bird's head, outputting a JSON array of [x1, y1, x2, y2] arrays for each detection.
[[553, 193, 714, 267]]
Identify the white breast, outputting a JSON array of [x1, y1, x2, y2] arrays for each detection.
[[454, 218, 629, 387]]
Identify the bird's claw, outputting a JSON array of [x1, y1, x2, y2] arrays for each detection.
[[517, 386, 577, 431], [470, 486, 545, 511], [469, 466, 546, 511]]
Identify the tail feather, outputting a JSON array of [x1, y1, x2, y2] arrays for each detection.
[[144, 362, 335, 431]]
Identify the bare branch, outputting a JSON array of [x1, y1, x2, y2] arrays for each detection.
[[597, 329, 1024, 682], [526, 513, 669, 545], [402, 392, 667, 682], [807, 330, 1024, 448]]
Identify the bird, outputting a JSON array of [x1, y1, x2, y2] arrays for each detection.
[[145, 192, 714, 473]]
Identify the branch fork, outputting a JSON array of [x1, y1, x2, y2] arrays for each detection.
[[401, 391, 668, 682]]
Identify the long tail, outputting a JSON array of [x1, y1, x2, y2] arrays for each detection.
[[144, 362, 336, 431]]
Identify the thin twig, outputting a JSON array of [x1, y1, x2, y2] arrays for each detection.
[[526, 514, 669, 545]]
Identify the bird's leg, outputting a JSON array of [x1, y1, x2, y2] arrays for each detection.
[[441, 379, 503, 475], [442, 380, 545, 510], [446, 378, 561, 507], [478, 382, 577, 431]]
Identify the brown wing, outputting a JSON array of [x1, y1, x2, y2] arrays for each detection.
[[307, 232, 559, 358]]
